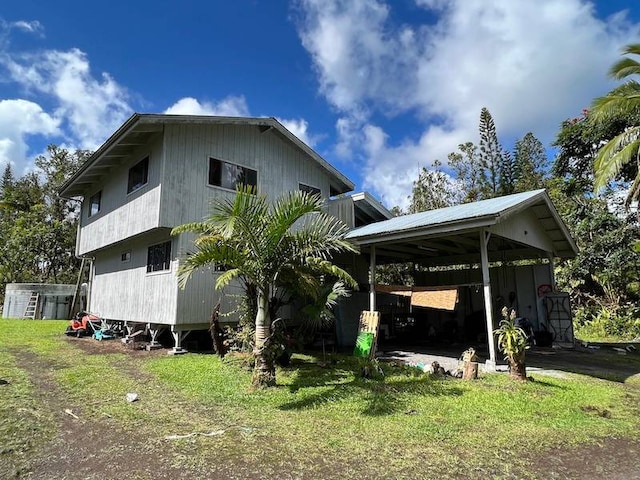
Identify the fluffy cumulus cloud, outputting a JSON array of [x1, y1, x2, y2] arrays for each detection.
[[164, 96, 250, 117], [0, 22, 132, 172], [296, 0, 640, 208], [277, 117, 317, 147], [0, 99, 60, 170]]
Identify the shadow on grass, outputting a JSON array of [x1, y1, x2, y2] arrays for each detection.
[[278, 357, 463, 416]]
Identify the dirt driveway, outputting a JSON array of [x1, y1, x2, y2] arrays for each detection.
[[3, 336, 640, 479]]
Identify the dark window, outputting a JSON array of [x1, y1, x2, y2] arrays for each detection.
[[127, 157, 149, 194], [208, 158, 257, 192], [121, 251, 131, 263], [147, 241, 171, 273], [299, 183, 321, 197], [89, 191, 101, 217]]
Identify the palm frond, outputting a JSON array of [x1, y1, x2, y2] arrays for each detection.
[[609, 44, 640, 79], [305, 257, 358, 289], [171, 221, 215, 236], [215, 268, 243, 289], [609, 57, 640, 80], [265, 190, 324, 252], [590, 81, 640, 122], [593, 127, 640, 191]]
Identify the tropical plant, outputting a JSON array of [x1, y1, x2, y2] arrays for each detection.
[[172, 187, 358, 387], [494, 307, 528, 381], [590, 43, 640, 206]]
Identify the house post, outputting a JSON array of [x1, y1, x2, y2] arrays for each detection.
[[369, 245, 376, 311], [547, 253, 556, 290], [87, 259, 94, 312], [479, 229, 497, 370]]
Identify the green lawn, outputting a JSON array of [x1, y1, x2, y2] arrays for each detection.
[[1, 319, 639, 479]]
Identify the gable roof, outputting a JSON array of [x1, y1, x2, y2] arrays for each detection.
[[59, 114, 355, 197], [346, 189, 578, 261]]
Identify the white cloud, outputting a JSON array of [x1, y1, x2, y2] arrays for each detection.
[[3, 48, 131, 150], [296, 0, 640, 208], [277, 117, 317, 147], [164, 96, 250, 117], [11, 20, 44, 36], [164, 97, 319, 147], [0, 99, 60, 173]]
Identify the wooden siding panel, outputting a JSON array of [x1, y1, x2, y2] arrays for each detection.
[[78, 136, 163, 255], [78, 186, 162, 255], [489, 210, 554, 253], [90, 233, 178, 325], [159, 123, 333, 228]]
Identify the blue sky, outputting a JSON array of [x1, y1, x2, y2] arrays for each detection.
[[1, 0, 639, 208]]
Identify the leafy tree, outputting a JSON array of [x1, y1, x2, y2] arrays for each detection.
[[173, 187, 358, 387], [407, 160, 455, 213], [478, 107, 503, 196], [0, 146, 89, 304], [590, 43, 640, 206], [448, 142, 484, 202], [551, 111, 640, 340], [448, 108, 537, 202], [513, 132, 547, 192]]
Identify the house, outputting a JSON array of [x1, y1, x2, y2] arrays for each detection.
[[59, 114, 391, 351], [60, 114, 578, 366]]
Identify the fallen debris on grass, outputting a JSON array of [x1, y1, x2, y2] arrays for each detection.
[[64, 408, 79, 419]]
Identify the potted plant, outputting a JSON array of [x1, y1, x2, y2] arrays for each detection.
[[494, 307, 529, 381]]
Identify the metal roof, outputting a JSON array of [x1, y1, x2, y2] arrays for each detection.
[[346, 189, 578, 262], [59, 113, 355, 197]]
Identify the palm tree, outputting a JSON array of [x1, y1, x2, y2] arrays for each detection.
[[591, 43, 640, 206], [172, 187, 358, 387]]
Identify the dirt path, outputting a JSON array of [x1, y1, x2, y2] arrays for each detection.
[[5, 338, 640, 479]]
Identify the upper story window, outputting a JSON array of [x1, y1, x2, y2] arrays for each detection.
[[299, 183, 321, 197], [208, 157, 257, 192], [88, 191, 102, 217], [127, 157, 149, 194], [147, 241, 171, 273]]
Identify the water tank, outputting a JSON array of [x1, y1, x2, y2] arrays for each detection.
[[2, 283, 76, 319]]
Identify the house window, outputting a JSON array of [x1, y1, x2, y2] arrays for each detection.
[[89, 191, 102, 217], [147, 241, 171, 273], [208, 158, 257, 192], [127, 157, 149, 194], [121, 251, 131, 263], [299, 183, 321, 197]]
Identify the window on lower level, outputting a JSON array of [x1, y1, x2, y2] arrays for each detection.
[[208, 157, 257, 192], [147, 241, 171, 273], [299, 183, 321, 197], [121, 251, 131, 263], [89, 191, 102, 217], [127, 157, 149, 194]]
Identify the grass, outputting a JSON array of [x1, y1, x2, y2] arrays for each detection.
[[1, 319, 639, 479]]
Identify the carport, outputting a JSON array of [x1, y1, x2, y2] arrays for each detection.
[[344, 189, 578, 369]]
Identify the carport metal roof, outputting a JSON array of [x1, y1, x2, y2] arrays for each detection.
[[346, 189, 577, 265]]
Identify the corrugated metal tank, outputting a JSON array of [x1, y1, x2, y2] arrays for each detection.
[[2, 283, 76, 319]]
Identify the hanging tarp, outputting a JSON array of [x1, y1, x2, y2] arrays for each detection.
[[376, 285, 459, 311]]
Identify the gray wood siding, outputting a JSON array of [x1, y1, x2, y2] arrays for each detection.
[[489, 210, 555, 254], [327, 197, 355, 228], [159, 124, 333, 227], [90, 231, 178, 325], [84, 122, 344, 328], [78, 136, 163, 255]]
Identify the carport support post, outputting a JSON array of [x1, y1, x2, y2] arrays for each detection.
[[369, 245, 376, 311], [480, 229, 497, 370]]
